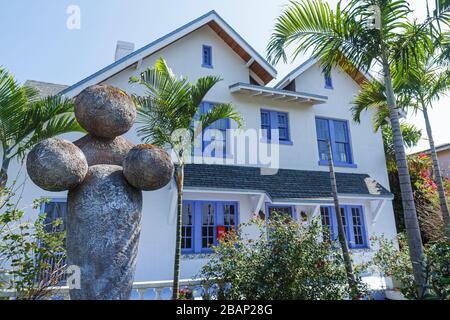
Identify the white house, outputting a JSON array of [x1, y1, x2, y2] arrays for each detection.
[[16, 11, 397, 290]]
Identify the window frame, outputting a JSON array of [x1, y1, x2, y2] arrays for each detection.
[[202, 45, 213, 68], [315, 117, 356, 168], [260, 109, 293, 145], [181, 200, 239, 254], [320, 205, 369, 249]]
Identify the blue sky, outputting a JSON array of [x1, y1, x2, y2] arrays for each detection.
[[0, 0, 448, 152]]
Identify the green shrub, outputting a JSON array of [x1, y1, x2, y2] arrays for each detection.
[[199, 214, 367, 300], [0, 186, 66, 300], [370, 234, 449, 300]]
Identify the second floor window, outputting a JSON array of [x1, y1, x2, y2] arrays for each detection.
[[182, 200, 239, 254], [201, 102, 230, 158], [320, 205, 368, 249], [324, 72, 333, 89], [260, 109, 290, 142], [316, 117, 353, 166], [202, 45, 213, 68]]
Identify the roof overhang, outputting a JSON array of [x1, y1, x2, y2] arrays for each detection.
[[275, 57, 373, 90], [61, 10, 277, 97], [229, 82, 328, 105]]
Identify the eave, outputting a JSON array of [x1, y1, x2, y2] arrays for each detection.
[[229, 82, 328, 105]]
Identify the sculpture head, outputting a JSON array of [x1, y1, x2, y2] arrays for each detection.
[[74, 84, 136, 139]]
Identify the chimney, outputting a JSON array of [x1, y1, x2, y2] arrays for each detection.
[[114, 41, 135, 61]]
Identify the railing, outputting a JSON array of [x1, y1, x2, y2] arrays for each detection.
[[0, 279, 214, 300]]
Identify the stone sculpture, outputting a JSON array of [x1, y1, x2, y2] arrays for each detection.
[[26, 84, 174, 300]]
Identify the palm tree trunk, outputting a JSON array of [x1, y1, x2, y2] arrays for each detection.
[[327, 141, 359, 297], [172, 165, 184, 300], [0, 158, 10, 190], [421, 104, 450, 240], [381, 53, 427, 298]]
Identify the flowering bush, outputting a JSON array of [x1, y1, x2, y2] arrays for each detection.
[[178, 287, 194, 300], [390, 153, 448, 243], [199, 215, 367, 300]]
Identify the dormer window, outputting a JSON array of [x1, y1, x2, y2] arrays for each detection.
[[324, 72, 333, 89], [283, 80, 296, 92], [202, 45, 213, 68]]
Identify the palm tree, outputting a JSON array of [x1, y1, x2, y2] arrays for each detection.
[[0, 67, 84, 189], [130, 58, 242, 300], [267, 0, 449, 297], [352, 56, 450, 240]]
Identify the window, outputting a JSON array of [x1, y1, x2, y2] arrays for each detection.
[[40, 198, 67, 233], [283, 81, 296, 92], [202, 45, 213, 68], [324, 72, 333, 89], [260, 109, 291, 144], [315, 117, 354, 166], [266, 205, 294, 219], [320, 205, 368, 249], [201, 102, 230, 158], [182, 202, 194, 252], [39, 198, 67, 282], [181, 200, 239, 254]]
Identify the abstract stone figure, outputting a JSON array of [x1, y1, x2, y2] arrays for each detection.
[[26, 84, 174, 300]]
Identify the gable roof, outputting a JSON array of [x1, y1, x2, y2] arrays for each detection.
[[24, 80, 68, 99], [61, 10, 277, 97], [274, 57, 373, 90], [184, 164, 392, 202]]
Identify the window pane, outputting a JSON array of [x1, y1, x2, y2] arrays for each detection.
[[351, 207, 364, 246], [318, 141, 329, 161], [335, 143, 348, 163], [279, 127, 288, 140], [42, 201, 67, 233], [277, 113, 287, 128], [316, 119, 329, 140], [182, 203, 193, 250], [333, 121, 348, 142], [261, 111, 270, 126], [320, 207, 333, 240], [202, 204, 215, 249]]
